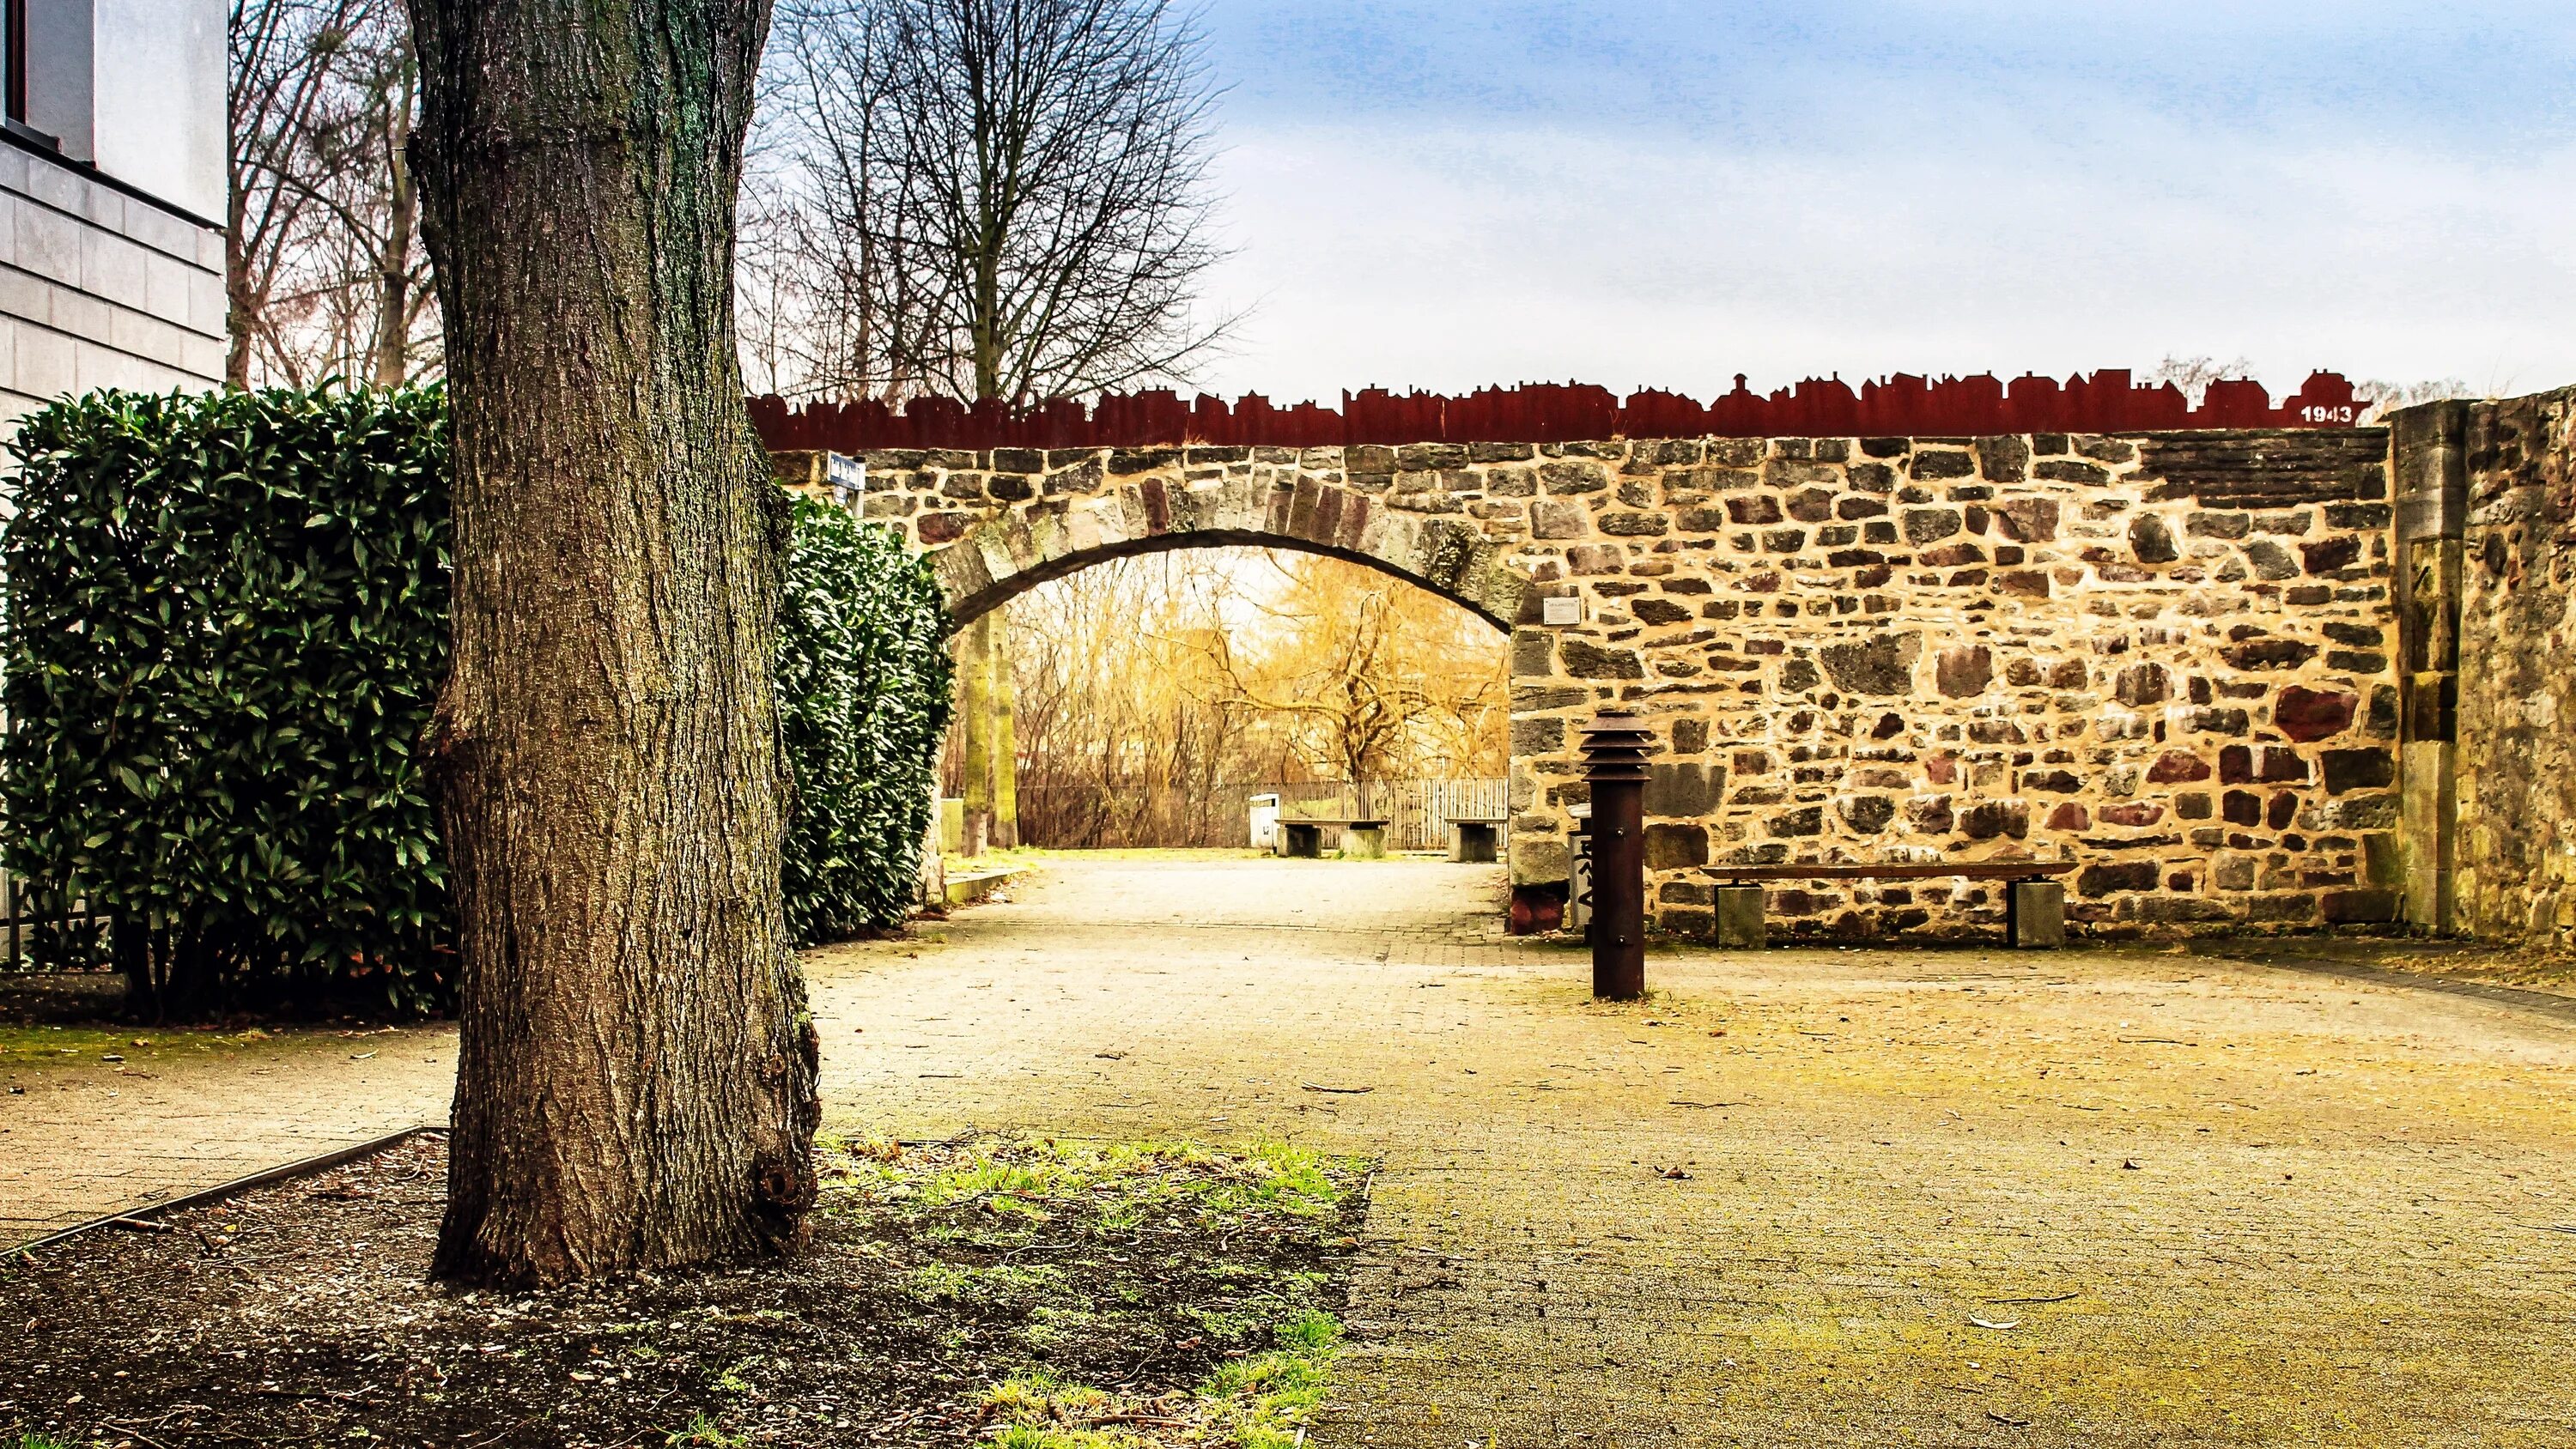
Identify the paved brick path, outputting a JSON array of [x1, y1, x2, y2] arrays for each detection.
[[813, 856, 2576, 1447], [0, 1026, 456, 1245], [9, 853, 2575, 1445]]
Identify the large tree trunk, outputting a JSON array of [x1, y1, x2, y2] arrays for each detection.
[[406, 0, 818, 1288]]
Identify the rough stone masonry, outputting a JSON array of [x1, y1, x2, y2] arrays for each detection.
[[2403, 385, 2576, 949], [778, 424, 2402, 942]]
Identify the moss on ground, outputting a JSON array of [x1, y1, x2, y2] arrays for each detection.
[[826, 1132, 1365, 1447], [0, 1023, 305, 1071]]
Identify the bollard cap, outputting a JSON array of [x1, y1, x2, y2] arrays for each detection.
[[1577, 708, 1654, 781]]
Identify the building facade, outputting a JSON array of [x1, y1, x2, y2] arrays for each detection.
[[0, 0, 226, 427]]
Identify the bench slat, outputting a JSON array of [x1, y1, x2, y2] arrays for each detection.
[[1703, 862, 2074, 882]]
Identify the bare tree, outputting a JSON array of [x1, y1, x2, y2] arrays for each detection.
[[2147, 355, 2257, 407], [982, 552, 1508, 848], [352, 27, 429, 385], [2355, 377, 2476, 423], [756, 0, 1230, 405], [740, 0, 920, 400], [227, 0, 364, 386], [228, 0, 438, 389]]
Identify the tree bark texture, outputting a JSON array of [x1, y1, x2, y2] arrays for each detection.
[[407, 0, 818, 1286]]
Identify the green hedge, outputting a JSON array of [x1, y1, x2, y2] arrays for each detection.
[[1, 387, 454, 1012], [2, 385, 951, 1014], [777, 495, 955, 941]]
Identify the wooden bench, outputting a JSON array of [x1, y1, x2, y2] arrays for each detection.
[[1445, 812, 1508, 864], [1700, 861, 2077, 949], [1277, 817, 1389, 860]]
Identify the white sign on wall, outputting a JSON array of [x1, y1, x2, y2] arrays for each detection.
[[1542, 595, 1583, 626], [825, 452, 866, 505]]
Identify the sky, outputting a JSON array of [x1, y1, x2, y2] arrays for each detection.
[[1182, 0, 2576, 404]]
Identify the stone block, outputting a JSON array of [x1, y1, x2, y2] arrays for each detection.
[[2322, 748, 2396, 795], [2302, 536, 2362, 573], [1820, 633, 1919, 695], [2275, 686, 2357, 743], [2009, 882, 2066, 949], [1559, 638, 1643, 679], [1643, 823, 1708, 869], [2076, 862, 2156, 897], [2319, 888, 2398, 924], [1838, 795, 1896, 832], [1959, 801, 2028, 840], [1715, 886, 1766, 949], [2130, 514, 2179, 563], [1644, 763, 1721, 816], [1936, 646, 1993, 698]]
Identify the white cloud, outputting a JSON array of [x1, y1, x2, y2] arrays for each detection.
[[1192, 113, 2576, 404]]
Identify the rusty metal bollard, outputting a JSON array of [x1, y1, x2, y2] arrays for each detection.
[[1579, 708, 1652, 999]]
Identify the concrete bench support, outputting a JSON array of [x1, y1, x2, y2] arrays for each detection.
[[2008, 881, 2066, 949], [1448, 821, 1501, 863], [1714, 886, 1766, 949], [1279, 818, 1388, 859]]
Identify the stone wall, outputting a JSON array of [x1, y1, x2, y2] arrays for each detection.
[[786, 425, 2402, 941], [2433, 387, 2576, 945]]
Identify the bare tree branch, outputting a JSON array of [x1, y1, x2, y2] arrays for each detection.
[[753, 0, 1235, 406]]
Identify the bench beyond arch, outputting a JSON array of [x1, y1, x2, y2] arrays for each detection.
[[925, 476, 1528, 633]]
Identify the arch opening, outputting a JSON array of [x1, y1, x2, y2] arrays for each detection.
[[916, 476, 1532, 646], [940, 541, 1516, 858], [939, 528, 1514, 634]]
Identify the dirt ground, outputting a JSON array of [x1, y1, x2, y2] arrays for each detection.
[[9, 852, 2576, 1445], [0, 1131, 1367, 1447]]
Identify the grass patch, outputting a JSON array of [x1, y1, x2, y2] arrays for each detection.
[[832, 1133, 1365, 1447], [662, 1412, 748, 1447], [976, 1310, 1344, 1449]]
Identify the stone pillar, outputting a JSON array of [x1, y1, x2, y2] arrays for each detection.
[[2391, 402, 2466, 931], [990, 611, 1018, 849], [957, 611, 1020, 852], [958, 615, 992, 855]]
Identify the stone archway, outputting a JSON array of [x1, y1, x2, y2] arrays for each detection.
[[919, 472, 1528, 634], [779, 425, 2405, 944]]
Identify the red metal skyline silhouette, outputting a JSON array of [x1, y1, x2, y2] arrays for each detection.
[[750, 369, 2372, 453]]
